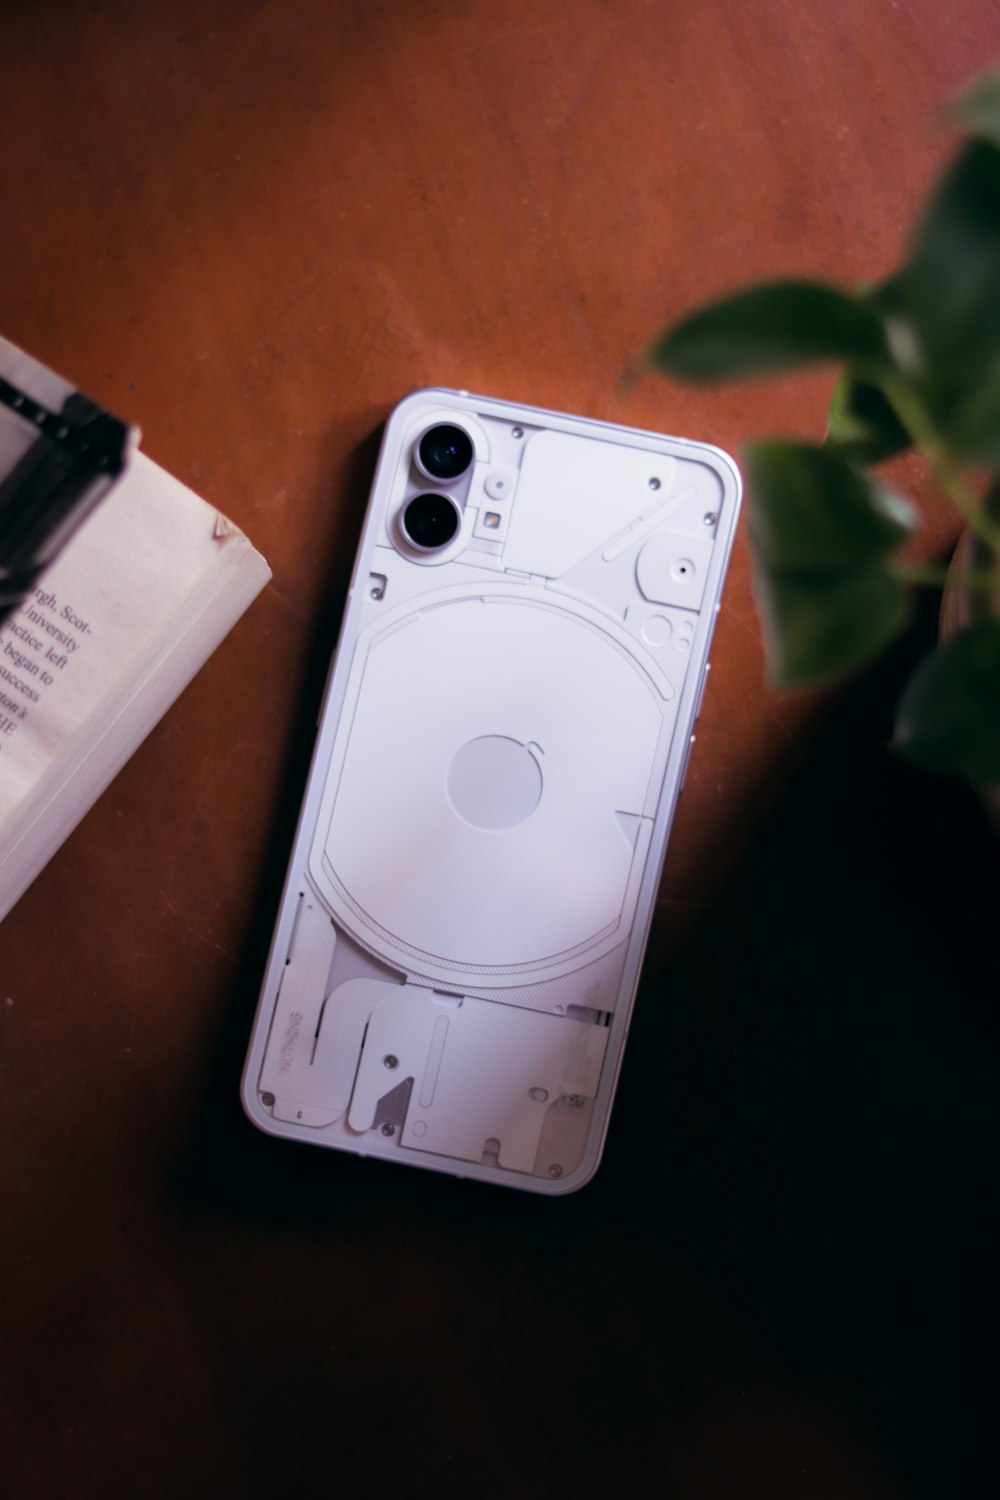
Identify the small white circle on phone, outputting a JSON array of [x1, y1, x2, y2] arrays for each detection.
[[447, 736, 543, 830]]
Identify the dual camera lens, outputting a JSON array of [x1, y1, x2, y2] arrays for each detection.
[[401, 423, 475, 552], [416, 424, 474, 482], [401, 492, 462, 550]]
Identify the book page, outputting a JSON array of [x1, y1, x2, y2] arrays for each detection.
[[0, 451, 245, 824]]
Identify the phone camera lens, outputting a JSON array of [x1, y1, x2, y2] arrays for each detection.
[[401, 492, 462, 551], [417, 424, 474, 481]]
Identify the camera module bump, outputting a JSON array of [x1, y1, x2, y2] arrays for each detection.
[[416, 423, 475, 482]]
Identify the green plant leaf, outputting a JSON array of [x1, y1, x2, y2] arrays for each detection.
[[746, 442, 915, 570], [825, 374, 913, 464], [904, 139, 1000, 372], [894, 621, 1000, 781], [647, 281, 890, 381], [757, 570, 912, 685], [880, 146, 1000, 456], [934, 358, 1000, 464], [952, 66, 1000, 148], [746, 443, 914, 684]]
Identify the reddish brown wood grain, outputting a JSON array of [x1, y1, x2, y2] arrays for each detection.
[[1, 4, 997, 1497]]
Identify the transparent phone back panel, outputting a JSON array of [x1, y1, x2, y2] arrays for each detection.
[[243, 390, 740, 1193]]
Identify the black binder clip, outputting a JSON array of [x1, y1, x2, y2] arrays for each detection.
[[0, 373, 133, 628]]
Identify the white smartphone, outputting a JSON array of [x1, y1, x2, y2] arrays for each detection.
[[242, 389, 741, 1193]]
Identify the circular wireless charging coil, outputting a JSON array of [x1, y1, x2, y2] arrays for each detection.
[[319, 594, 664, 973]]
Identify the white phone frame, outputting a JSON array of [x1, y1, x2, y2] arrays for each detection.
[[242, 389, 741, 1193]]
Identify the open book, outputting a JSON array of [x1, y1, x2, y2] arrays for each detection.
[[0, 336, 271, 922]]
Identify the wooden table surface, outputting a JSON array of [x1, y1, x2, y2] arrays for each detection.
[[2, 3, 998, 1496]]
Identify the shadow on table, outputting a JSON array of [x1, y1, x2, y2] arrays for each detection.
[[172, 564, 997, 1499]]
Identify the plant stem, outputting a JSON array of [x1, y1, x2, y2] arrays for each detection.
[[878, 374, 1000, 556]]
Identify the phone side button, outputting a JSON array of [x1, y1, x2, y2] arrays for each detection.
[[678, 733, 696, 793], [693, 661, 711, 722]]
